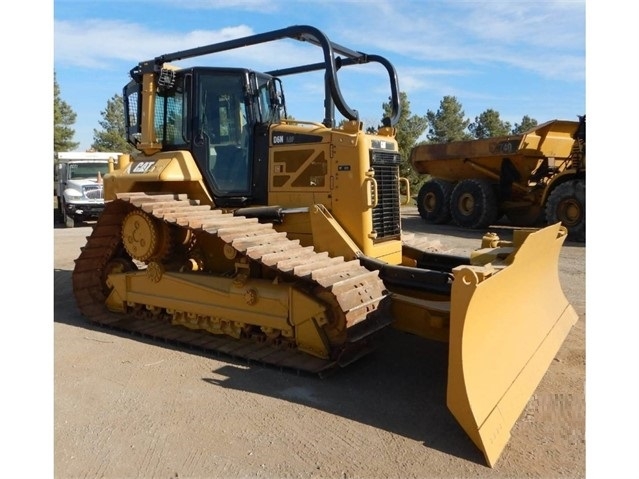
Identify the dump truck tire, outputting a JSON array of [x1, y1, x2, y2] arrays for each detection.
[[545, 179, 585, 242], [416, 179, 454, 224], [450, 178, 499, 229]]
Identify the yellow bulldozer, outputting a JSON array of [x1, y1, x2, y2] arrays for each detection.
[[72, 25, 577, 467]]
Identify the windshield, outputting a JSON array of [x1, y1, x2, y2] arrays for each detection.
[[68, 163, 109, 180], [198, 72, 251, 193]]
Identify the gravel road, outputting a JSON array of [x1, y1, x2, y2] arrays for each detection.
[[52, 207, 586, 478]]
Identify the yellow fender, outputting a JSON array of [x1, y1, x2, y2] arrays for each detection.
[[446, 223, 578, 466]]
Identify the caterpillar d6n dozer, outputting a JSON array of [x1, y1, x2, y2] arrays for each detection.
[[72, 25, 577, 467]]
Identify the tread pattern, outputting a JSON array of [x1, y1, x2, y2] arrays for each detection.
[[72, 192, 390, 374]]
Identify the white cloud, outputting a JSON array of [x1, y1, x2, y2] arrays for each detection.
[[54, 20, 351, 73], [331, 0, 584, 83], [165, 0, 278, 12], [54, 20, 260, 68]]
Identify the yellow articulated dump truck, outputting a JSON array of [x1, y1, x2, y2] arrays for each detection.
[[410, 117, 586, 242], [72, 25, 577, 467]]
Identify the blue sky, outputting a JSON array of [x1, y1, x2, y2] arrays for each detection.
[[53, 0, 587, 151]]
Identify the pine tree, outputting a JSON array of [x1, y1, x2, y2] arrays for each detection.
[[512, 115, 539, 134], [468, 109, 512, 138], [425, 96, 471, 143], [382, 91, 428, 190], [91, 94, 135, 153], [54, 72, 79, 153]]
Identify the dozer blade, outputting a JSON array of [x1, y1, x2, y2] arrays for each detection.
[[446, 222, 577, 467]]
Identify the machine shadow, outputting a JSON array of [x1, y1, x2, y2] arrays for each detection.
[[54, 269, 84, 326], [54, 268, 195, 353], [54, 267, 484, 465], [201, 330, 484, 465]]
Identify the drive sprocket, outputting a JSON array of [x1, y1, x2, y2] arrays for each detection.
[[121, 209, 171, 262]]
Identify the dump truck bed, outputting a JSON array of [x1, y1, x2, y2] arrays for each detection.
[[410, 119, 579, 182]]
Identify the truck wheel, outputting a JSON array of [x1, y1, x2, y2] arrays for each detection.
[[545, 179, 585, 242], [61, 200, 75, 228], [416, 179, 453, 224], [55, 196, 64, 223], [450, 178, 499, 229]]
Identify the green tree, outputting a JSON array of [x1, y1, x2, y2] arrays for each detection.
[[91, 94, 135, 153], [54, 72, 79, 153], [425, 96, 471, 143], [512, 115, 538, 134], [468, 108, 512, 138], [382, 91, 428, 189]]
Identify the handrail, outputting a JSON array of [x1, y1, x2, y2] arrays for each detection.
[[134, 25, 400, 128]]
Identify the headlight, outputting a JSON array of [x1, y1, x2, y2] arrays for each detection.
[[64, 189, 83, 199]]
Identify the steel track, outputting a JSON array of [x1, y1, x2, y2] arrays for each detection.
[[72, 192, 392, 374]]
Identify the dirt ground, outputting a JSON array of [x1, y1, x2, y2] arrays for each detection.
[[53, 207, 586, 479]]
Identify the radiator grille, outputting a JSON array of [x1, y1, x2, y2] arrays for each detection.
[[370, 150, 401, 240], [84, 185, 104, 200]]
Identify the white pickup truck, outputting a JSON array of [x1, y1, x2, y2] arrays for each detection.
[[55, 151, 121, 227]]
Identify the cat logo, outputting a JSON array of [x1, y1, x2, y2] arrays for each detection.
[[131, 161, 155, 173]]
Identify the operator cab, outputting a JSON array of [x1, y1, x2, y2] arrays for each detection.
[[124, 66, 285, 207]]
